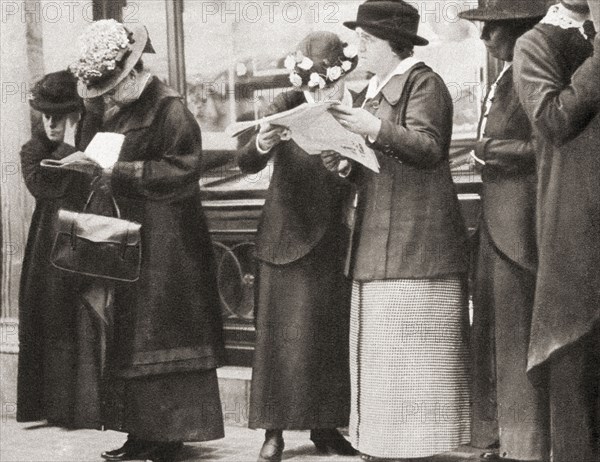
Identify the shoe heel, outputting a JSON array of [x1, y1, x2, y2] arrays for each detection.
[[311, 440, 329, 453]]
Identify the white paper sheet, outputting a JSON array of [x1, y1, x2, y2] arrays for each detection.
[[84, 132, 125, 169], [226, 102, 380, 173]]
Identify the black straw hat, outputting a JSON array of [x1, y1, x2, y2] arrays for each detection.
[[344, 0, 429, 46], [458, 0, 548, 22], [28, 70, 82, 115]]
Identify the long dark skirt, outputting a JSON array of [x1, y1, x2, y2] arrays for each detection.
[[104, 370, 224, 442], [472, 225, 549, 460], [249, 229, 351, 430], [19, 268, 103, 428]]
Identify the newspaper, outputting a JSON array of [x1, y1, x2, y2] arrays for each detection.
[[226, 102, 380, 173]]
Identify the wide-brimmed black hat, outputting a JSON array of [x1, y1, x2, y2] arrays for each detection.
[[71, 21, 156, 98], [344, 0, 429, 47], [29, 70, 82, 115], [459, 0, 548, 22]]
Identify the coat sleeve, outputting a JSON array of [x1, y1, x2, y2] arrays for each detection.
[[236, 93, 293, 174], [111, 99, 203, 199], [368, 72, 453, 169], [514, 33, 600, 146], [475, 137, 536, 174], [20, 139, 78, 199], [237, 136, 274, 174]]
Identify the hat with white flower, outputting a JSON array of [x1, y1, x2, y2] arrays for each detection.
[[285, 31, 359, 90], [70, 19, 156, 98]]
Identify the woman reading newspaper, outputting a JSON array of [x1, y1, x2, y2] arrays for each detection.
[[323, 0, 471, 460], [237, 31, 358, 462]]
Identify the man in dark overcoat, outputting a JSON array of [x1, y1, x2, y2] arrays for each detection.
[[513, 1, 600, 460]]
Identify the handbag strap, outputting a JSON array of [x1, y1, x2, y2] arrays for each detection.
[[84, 176, 121, 218]]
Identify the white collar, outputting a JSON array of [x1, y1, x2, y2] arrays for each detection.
[[541, 3, 591, 38], [365, 56, 422, 101], [303, 87, 353, 107], [495, 62, 512, 83]]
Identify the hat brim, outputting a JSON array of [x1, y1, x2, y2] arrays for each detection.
[[77, 24, 153, 99], [344, 20, 429, 46], [30, 99, 82, 115], [458, 8, 546, 22]]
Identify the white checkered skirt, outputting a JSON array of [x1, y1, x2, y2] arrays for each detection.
[[349, 277, 471, 458]]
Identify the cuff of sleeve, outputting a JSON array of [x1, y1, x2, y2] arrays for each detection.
[[256, 138, 272, 155], [112, 161, 145, 187], [371, 119, 397, 157], [338, 159, 352, 178], [474, 137, 492, 162]]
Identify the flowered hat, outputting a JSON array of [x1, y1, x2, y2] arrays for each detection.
[[285, 31, 359, 90], [70, 19, 155, 98], [28, 70, 82, 115]]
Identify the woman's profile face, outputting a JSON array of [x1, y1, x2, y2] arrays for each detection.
[[103, 71, 141, 107], [357, 28, 396, 75], [42, 113, 67, 142], [481, 22, 518, 62]]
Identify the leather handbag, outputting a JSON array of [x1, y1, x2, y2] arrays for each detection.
[[50, 188, 142, 282]]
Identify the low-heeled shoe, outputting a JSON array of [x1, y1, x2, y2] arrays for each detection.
[[257, 436, 285, 462]]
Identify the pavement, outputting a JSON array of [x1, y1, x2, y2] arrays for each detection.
[[0, 419, 487, 462]]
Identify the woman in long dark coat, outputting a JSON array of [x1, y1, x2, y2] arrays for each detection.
[[17, 70, 100, 427], [513, 1, 600, 459], [70, 20, 225, 462], [237, 31, 357, 462], [459, 2, 550, 460]]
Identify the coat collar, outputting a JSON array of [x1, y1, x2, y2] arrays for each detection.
[[106, 77, 181, 133], [379, 62, 428, 106]]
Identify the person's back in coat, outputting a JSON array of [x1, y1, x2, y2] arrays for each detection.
[[513, 1, 600, 460]]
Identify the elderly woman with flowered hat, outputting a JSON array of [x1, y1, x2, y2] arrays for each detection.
[[323, 0, 471, 459], [237, 31, 358, 462], [69, 19, 225, 462]]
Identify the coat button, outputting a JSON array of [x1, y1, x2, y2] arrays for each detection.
[[371, 100, 380, 109]]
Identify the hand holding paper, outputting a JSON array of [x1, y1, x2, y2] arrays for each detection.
[[257, 123, 291, 152], [84, 132, 125, 169], [40, 150, 99, 175], [226, 102, 380, 173], [328, 105, 383, 140]]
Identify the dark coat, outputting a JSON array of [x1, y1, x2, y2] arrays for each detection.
[[514, 26, 600, 374], [470, 67, 545, 458], [347, 63, 469, 280], [238, 90, 351, 265], [17, 127, 91, 422], [476, 66, 537, 272], [238, 91, 352, 429], [82, 77, 225, 378]]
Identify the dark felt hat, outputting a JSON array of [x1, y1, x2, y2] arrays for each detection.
[[459, 0, 548, 22], [72, 21, 156, 98], [344, 0, 429, 46], [29, 70, 82, 115]]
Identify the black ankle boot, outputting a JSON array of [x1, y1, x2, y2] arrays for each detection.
[[310, 428, 357, 456], [146, 442, 184, 462], [101, 435, 159, 461]]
